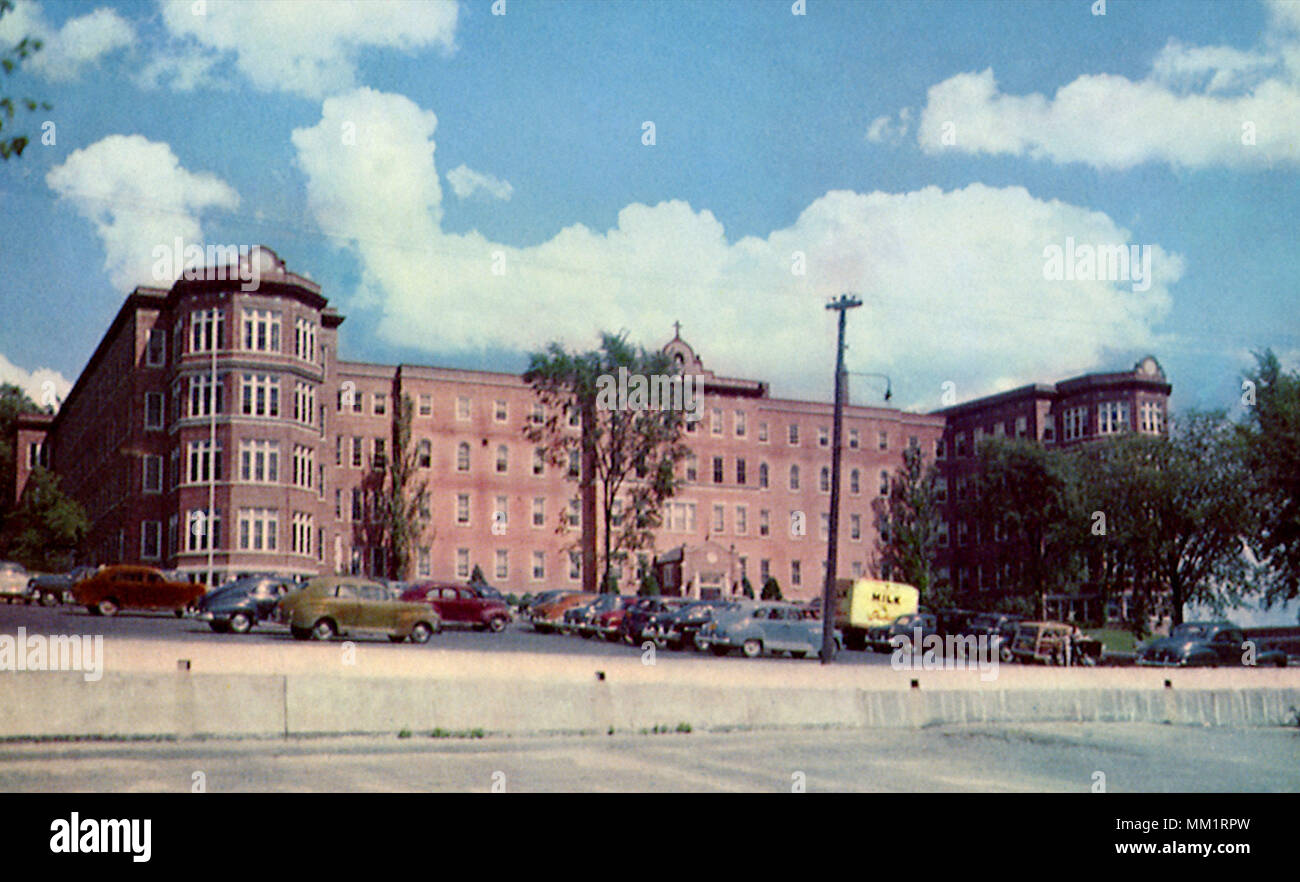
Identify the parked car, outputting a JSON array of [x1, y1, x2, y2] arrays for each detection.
[[867, 611, 939, 653], [196, 575, 296, 633], [0, 561, 32, 603], [560, 597, 601, 636], [530, 592, 597, 633], [590, 595, 638, 641], [618, 597, 690, 644], [963, 612, 1023, 663], [25, 565, 98, 607], [701, 602, 843, 659], [1009, 621, 1102, 665], [275, 576, 442, 643], [72, 565, 206, 617], [1137, 621, 1288, 668], [400, 582, 512, 632], [653, 599, 746, 651]]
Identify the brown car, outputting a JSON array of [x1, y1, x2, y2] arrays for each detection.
[[529, 592, 597, 633], [73, 565, 206, 617]]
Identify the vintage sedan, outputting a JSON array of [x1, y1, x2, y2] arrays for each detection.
[[25, 565, 98, 607], [72, 565, 206, 617], [0, 561, 32, 603], [1010, 621, 1102, 666], [702, 602, 843, 659], [276, 577, 442, 643], [1137, 621, 1288, 668], [530, 592, 597, 633], [400, 582, 512, 632], [867, 611, 938, 653], [654, 599, 745, 651], [197, 574, 296, 634]]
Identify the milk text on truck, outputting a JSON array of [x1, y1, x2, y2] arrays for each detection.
[[834, 578, 919, 650]]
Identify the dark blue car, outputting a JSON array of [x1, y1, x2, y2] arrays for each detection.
[[197, 575, 296, 634]]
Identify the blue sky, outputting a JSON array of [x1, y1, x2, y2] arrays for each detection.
[[1, 0, 1297, 421]]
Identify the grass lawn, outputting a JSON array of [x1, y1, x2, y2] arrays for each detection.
[[1085, 628, 1138, 654]]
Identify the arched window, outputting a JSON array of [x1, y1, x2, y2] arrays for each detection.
[[789, 465, 800, 490], [456, 442, 470, 472], [496, 445, 509, 473], [758, 462, 769, 488], [819, 467, 830, 492]]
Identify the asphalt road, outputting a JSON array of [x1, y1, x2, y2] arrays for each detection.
[[0, 599, 898, 665], [1, 722, 1296, 792]]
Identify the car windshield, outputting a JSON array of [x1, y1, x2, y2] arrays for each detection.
[[1172, 624, 1212, 638]]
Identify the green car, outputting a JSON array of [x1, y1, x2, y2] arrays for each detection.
[[275, 576, 443, 644]]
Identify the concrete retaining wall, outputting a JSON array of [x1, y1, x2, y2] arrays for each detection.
[[3, 671, 1299, 739]]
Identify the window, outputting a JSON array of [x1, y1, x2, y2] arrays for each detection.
[[186, 440, 222, 483], [668, 501, 697, 533], [758, 462, 768, 488], [456, 549, 470, 579], [292, 445, 314, 489], [373, 391, 386, 416], [1140, 400, 1165, 434], [143, 455, 163, 493], [495, 549, 509, 580], [1015, 416, 1028, 437], [791, 560, 802, 586], [532, 497, 545, 527], [418, 394, 432, 416], [935, 476, 947, 503], [532, 447, 545, 476], [351, 437, 363, 468], [239, 440, 280, 483], [1063, 406, 1088, 441], [685, 455, 697, 483], [568, 498, 581, 528], [848, 428, 859, 449], [372, 438, 386, 470], [242, 309, 281, 352], [820, 513, 829, 540], [456, 396, 470, 421], [938, 521, 949, 547], [736, 505, 748, 535], [190, 373, 224, 417], [789, 465, 800, 490], [496, 445, 509, 473], [1097, 401, 1130, 435], [818, 426, 829, 448], [568, 451, 579, 478], [819, 467, 830, 493], [494, 496, 508, 529], [758, 422, 769, 443], [936, 439, 946, 459], [713, 456, 724, 484], [291, 512, 313, 555], [849, 469, 860, 495], [568, 552, 582, 581], [878, 431, 888, 451], [140, 521, 162, 560], [530, 404, 544, 425], [456, 494, 470, 524], [352, 488, 363, 521], [711, 408, 723, 435], [532, 551, 546, 581], [146, 329, 166, 366], [788, 423, 799, 445], [735, 410, 746, 437], [759, 509, 770, 537], [241, 373, 280, 417], [494, 400, 508, 422], [186, 508, 221, 551], [457, 442, 470, 472], [144, 392, 164, 429], [850, 514, 861, 541], [735, 458, 746, 485], [418, 547, 431, 577], [879, 470, 890, 496], [712, 504, 725, 533], [293, 381, 315, 425], [335, 489, 342, 520], [293, 317, 315, 361], [760, 559, 770, 583], [418, 440, 431, 469], [190, 308, 224, 352], [958, 521, 969, 546], [238, 508, 278, 551]]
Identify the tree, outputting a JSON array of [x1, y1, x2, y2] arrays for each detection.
[[0, 382, 45, 530], [760, 577, 783, 601], [0, 0, 52, 161], [469, 563, 486, 587], [871, 443, 944, 602], [377, 395, 430, 580], [0, 466, 87, 571], [638, 569, 661, 597], [739, 576, 754, 599], [1239, 349, 1300, 611], [524, 332, 691, 594]]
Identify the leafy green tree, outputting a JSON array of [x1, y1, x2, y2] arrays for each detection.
[[637, 569, 661, 597], [871, 443, 944, 601], [524, 332, 691, 595], [378, 395, 430, 580], [760, 577, 783, 601], [1239, 350, 1300, 610], [0, 0, 52, 161], [0, 466, 87, 571]]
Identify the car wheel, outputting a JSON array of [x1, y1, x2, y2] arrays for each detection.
[[409, 622, 434, 644], [311, 619, 337, 641], [488, 616, 508, 633], [999, 645, 1014, 664], [39, 591, 59, 607], [96, 598, 119, 617], [290, 625, 312, 641], [228, 612, 253, 634], [742, 639, 762, 659]]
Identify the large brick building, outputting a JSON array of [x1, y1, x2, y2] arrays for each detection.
[[13, 247, 968, 599]]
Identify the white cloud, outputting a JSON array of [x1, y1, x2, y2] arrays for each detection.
[[0, 352, 71, 410], [293, 89, 1182, 406], [46, 135, 240, 291], [446, 164, 514, 201], [156, 0, 458, 98], [0, 1, 134, 82], [866, 107, 911, 144], [912, 0, 1300, 170]]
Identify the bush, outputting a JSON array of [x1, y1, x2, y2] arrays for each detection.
[[760, 577, 782, 601], [638, 570, 661, 596], [740, 577, 754, 599], [469, 564, 487, 586]]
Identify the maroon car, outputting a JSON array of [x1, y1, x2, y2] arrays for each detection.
[[400, 582, 512, 632]]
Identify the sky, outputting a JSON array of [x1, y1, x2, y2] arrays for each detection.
[[0, 0, 1297, 422]]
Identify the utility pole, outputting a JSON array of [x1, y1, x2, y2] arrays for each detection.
[[820, 294, 862, 664]]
